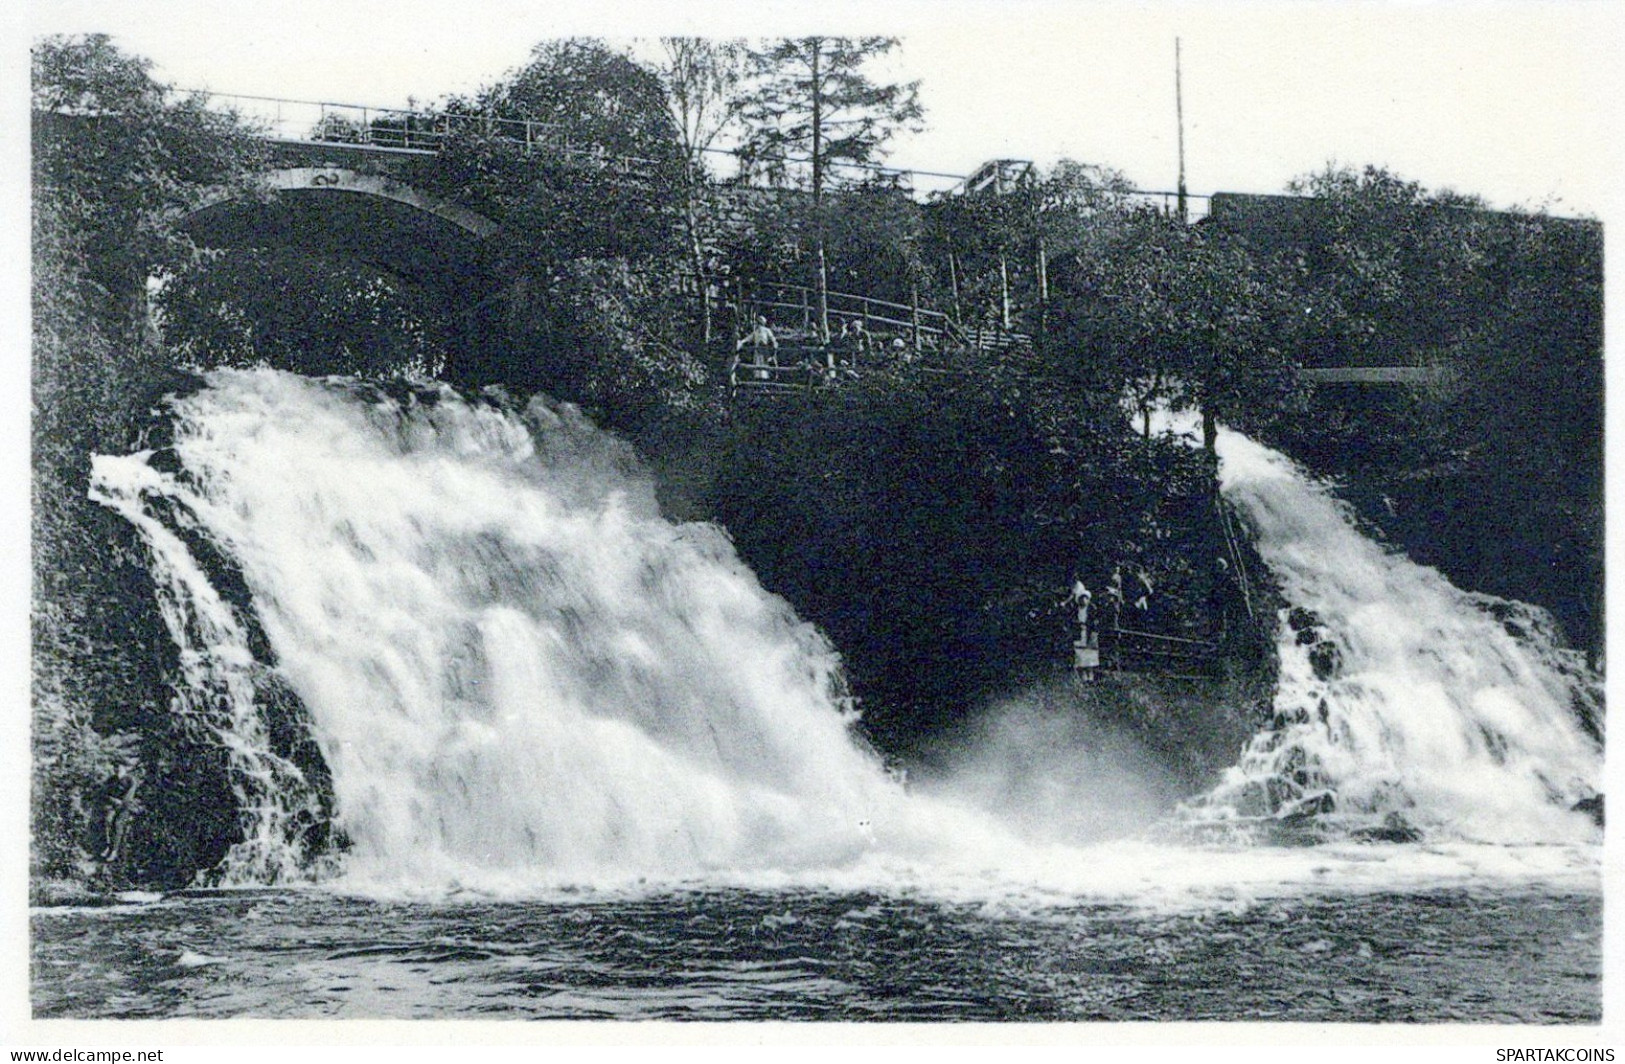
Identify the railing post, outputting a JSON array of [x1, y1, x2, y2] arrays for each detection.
[[911, 282, 922, 356], [999, 252, 1012, 331]]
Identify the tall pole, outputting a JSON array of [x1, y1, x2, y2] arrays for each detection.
[[1175, 37, 1188, 225], [810, 38, 831, 344]]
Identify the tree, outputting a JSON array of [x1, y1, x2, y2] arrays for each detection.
[[653, 38, 749, 342], [1220, 166, 1604, 660], [711, 347, 1245, 755], [736, 37, 924, 340], [1444, 211, 1602, 657], [927, 158, 1137, 336], [657, 37, 748, 168], [33, 35, 268, 888], [457, 37, 681, 164], [426, 38, 687, 264], [32, 35, 267, 335], [823, 180, 930, 311], [1048, 212, 1300, 451], [1277, 165, 1494, 366]]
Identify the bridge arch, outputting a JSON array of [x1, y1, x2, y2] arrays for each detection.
[[179, 167, 503, 294]]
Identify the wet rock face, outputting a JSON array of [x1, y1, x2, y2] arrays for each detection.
[[1284, 606, 1341, 679]]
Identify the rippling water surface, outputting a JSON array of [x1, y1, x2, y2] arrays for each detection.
[[32, 884, 1599, 1022]]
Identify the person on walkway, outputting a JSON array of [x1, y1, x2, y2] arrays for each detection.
[[1105, 566, 1125, 628], [1132, 567, 1154, 616], [99, 762, 142, 864], [737, 315, 778, 380], [1069, 580, 1100, 676], [1070, 581, 1096, 645], [849, 318, 873, 361]]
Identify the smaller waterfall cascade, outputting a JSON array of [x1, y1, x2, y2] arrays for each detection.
[[1192, 427, 1602, 843], [89, 453, 330, 883]]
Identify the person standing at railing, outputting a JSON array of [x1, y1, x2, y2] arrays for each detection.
[[849, 318, 872, 362], [824, 321, 856, 380], [1105, 566, 1125, 631], [1069, 580, 1100, 676], [736, 315, 778, 380]]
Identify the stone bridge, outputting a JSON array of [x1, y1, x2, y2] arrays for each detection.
[[181, 164, 500, 291]]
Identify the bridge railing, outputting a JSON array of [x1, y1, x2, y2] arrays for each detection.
[[181, 91, 1221, 213], [728, 351, 840, 397], [204, 92, 668, 172]]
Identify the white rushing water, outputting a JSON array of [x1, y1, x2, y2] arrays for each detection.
[[91, 369, 1014, 892], [1188, 425, 1601, 845], [90, 370, 1601, 899]]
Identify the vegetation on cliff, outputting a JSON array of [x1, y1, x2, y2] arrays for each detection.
[[1230, 166, 1604, 659], [32, 35, 267, 888]]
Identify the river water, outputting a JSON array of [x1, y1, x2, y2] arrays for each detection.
[[37, 369, 1603, 1022], [29, 880, 1602, 1021]]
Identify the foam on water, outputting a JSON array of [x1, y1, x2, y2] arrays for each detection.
[[90, 370, 1600, 903]]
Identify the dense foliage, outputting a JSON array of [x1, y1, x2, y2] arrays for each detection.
[[157, 248, 453, 377], [1234, 167, 1604, 657], [32, 35, 267, 311], [735, 37, 924, 340], [922, 159, 1138, 335], [712, 357, 1252, 753], [424, 38, 687, 265], [1046, 210, 1306, 450]]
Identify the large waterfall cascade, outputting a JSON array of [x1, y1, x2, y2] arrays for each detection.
[[91, 371, 1005, 888], [90, 370, 1602, 893]]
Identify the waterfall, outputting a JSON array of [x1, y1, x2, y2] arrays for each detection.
[[90, 369, 997, 890], [88, 452, 330, 883], [1186, 426, 1602, 844]]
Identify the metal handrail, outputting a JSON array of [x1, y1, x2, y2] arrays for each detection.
[[1110, 626, 1219, 650], [742, 279, 1035, 355], [172, 90, 1224, 209], [198, 91, 669, 173]]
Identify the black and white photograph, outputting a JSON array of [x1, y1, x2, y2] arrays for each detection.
[[11, 0, 1619, 1049]]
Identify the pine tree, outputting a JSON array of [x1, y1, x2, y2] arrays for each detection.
[[737, 37, 923, 341]]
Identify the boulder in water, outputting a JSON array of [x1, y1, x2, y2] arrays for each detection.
[[1286, 607, 1321, 633], [1353, 812, 1421, 844], [1282, 791, 1336, 819], [1308, 641, 1342, 681]]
